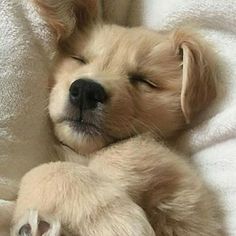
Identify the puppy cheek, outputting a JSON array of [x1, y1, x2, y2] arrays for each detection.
[[134, 92, 182, 136], [49, 83, 69, 122], [103, 93, 135, 138]]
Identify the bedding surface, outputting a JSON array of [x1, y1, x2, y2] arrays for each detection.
[[0, 0, 236, 235], [0, 0, 57, 234]]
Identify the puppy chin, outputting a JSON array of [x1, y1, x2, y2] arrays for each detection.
[[54, 123, 107, 155]]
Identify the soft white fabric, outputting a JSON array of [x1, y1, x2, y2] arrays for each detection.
[[125, 1, 236, 235], [0, 0, 57, 234]]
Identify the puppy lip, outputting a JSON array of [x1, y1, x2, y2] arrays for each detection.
[[63, 118, 101, 135]]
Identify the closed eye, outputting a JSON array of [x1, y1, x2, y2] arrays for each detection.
[[129, 73, 158, 88], [71, 55, 87, 64]]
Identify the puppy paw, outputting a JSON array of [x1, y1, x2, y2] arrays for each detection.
[[12, 209, 61, 236]]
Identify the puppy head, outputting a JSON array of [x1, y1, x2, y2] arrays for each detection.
[[35, 1, 217, 154]]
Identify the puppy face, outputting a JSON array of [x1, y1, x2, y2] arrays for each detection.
[[48, 24, 216, 154], [35, 0, 217, 154]]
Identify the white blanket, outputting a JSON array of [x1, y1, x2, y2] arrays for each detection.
[[0, 0, 236, 235], [0, 0, 57, 234]]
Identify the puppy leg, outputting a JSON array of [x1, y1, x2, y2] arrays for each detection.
[[90, 135, 224, 236], [12, 162, 155, 236]]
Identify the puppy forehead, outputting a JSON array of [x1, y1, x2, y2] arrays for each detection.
[[76, 25, 166, 60]]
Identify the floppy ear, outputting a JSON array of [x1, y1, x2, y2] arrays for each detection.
[[33, 0, 99, 45], [172, 29, 217, 123]]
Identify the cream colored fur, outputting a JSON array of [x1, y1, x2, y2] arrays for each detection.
[[10, 0, 225, 235]]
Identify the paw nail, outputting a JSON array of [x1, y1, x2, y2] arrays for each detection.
[[38, 220, 50, 234], [19, 223, 31, 235]]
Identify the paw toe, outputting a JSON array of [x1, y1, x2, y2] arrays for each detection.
[[38, 221, 50, 235], [19, 223, 32, 236], [13, 209, 61, 236]]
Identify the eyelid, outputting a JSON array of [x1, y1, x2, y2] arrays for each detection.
[[71, 55, 87, 64], [129, 74, 158, 88], [144, 79, 158, 88]]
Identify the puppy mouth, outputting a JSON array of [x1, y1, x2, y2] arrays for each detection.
[[63, 118, 101, 135]]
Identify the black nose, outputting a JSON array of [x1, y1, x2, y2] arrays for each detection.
[[69, 79, 107, 110]]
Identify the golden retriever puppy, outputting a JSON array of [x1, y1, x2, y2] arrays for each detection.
[[11, 0, 224, 235]]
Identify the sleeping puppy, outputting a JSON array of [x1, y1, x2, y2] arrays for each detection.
[[11, 0, 224, 235]]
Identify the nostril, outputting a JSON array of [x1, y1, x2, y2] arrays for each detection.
[[69, 82, 81, 106], [89, 87, 107, 103], [70, 85, 79, 98]]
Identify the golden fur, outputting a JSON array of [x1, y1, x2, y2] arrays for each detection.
[[11, 0, 224, 235]]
